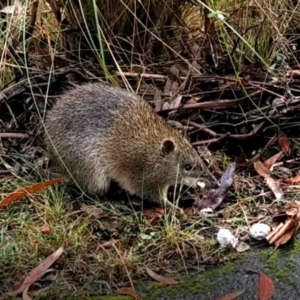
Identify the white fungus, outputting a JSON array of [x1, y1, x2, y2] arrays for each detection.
[[249, 223, 271, 240], [217, 228, 237, 247]]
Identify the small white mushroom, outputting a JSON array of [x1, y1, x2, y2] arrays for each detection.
[[217, 228, 238, 247], [249, 223, 271, 240]]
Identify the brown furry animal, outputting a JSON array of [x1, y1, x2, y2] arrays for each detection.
[[45, 83, 214, 209]]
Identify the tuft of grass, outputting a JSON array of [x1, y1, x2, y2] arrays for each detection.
[[0, 174, 220, 297], [0, 179, 91, 294]]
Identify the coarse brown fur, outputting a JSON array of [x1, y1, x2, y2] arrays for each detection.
[[44, 83, 214, 209]]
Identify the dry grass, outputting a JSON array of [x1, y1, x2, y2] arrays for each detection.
[[0, 0, 298, 87]]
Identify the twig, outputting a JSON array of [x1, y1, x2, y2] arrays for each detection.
[[0, 133, 29, 139], [247, 81, 286, 99], [182, 120, 217, 137], [192, 133, 230, 146], [185, 120, 265, 143], [162, 90, 262, 111], [114, 71, 238, 83]]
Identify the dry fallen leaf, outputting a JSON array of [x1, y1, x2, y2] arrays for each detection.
[[169, 95, 183, 110], [0, 178, 66, 208], [274, 228, 295, 248], [266, 202, 300, 247], [278, 131, 292, 155], [281, 174, 300, 184], [263, 151, 283, 170], [265, 177, 283, 200], [143, 208, 164, 219], [235, 242, 250, 253], [267, 217, 299, 246], [15, 246, 64, 294], [286, 201, 300, 217], [249, 270, 275, 300], [38, 225, 52, 235], [217, 290, 245, 300], [117, 287, 141, 300], [146, 267, 181, 285], [254, 160, 271, 178], [254, 160, 283, 199], [258, 272, 275, 300]]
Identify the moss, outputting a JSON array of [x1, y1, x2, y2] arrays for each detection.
[[219, 261, 236, 273], [286, 236, 300, 255], [142, 260, 237, 299], [258, 241, 298, 285], [62, 296, 133, 300], [143, 282, 166, 300], [100, 297, 133, 300], [184, 278, 218, 295]]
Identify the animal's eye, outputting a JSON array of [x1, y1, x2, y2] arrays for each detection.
[[184, 164, 192, 171]]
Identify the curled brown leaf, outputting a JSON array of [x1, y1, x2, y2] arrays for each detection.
[[254, 160, 271, 178]]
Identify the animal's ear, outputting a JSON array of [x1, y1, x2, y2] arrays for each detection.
[[161, 139, 175, 156]]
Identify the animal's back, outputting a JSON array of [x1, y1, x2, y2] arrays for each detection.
[[46, 83, 140, 138], [44, 83, 142, 193]]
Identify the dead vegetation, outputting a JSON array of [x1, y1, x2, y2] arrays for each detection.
[[1, 0, 300, 299]]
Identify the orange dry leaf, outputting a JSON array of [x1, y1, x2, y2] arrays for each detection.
[[266, 223, 284, 244], [143, 208, 164, 219], [15, 246, 64, 294], [281, 174, 300, 184], [117, 287, 141, 300], [146, 267, 181, 285], [254, 160, 271, 178], [277, 217, 298, 245], [266, 202, 300, 247], [263, 151, 283, 169], [274, 228, 295, 248], [286, 201, 300, 217], [258, 272, 275, 300], [217, 290, 245, 300], [0, 178, 66, 208], [254, 160, 283, 200], [38, 225, 52, 235], [278, 131, 292, 155]]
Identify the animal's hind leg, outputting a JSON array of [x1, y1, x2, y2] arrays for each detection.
[[86, 168, 112, 195]]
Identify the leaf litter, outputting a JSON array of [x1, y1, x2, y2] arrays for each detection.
[[15, 246, 64, 296]]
